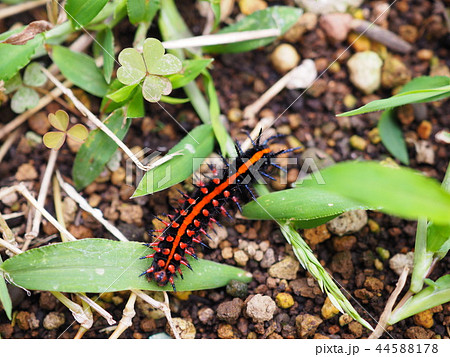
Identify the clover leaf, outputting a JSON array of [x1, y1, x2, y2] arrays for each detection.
[[4, 62, 47, 114], [117, 38, 182, 102], [43, 110, 88, 150]]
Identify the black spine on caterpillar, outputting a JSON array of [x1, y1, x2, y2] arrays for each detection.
[[140, 133, 296, 291]]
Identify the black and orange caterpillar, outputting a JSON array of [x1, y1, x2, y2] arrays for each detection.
[[140, 133, 295, 290]]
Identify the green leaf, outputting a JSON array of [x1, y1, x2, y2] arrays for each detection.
[[117, 47, 146, 85], [389, 275, 450, 325], [378, 109, 409, 165], [127, 0, 161, 24], [127, 89, 144, 118], [0, 239, 252, 293], [338, 76, 450, 116], [23, 62, 47, 87], [101, 80, 128, 113], [427, 223, 450, 256], [96, 28, 115, 83], [203, 6, 303, 54], [10, 86, 39, 113], [72, 109, 131, 190], [0, 256, 12, 320], [159, 95, 190, 104], [243, 187, 372, 224], [107, 83, 139, 103], [168, 59, 213, 89], [132, 124, 215, 197], [203, 70, 236, 157], [4, 73, 22, 94], [0, 34, 44, 81], [65, 0, 109, 28], [142, 74, 172, 102], [300, 161, 450, 225], [52, 45, 108, 97], [142, 38, 182, 75]]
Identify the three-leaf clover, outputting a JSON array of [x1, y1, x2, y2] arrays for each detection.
[[117, 38, 182, 102], [4, 62, 47, 113], [43, 110, 88, 150]]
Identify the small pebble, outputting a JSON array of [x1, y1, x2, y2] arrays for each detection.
[[270, 44, 301, 74], [339, 314, 353, 326], [348, 32, 371, 52], [62, 197, 77, 225], [39, 291, 58, 310], [233, 250, 249, 266], [376, 247, 390, 260], [349, 135, 367, 150], [405, 326, 434, 339], [327, 210, 368, 236], [227, 108, 243, 123], [238, 0, 267, 15], [260, 248, 276, 268], [417, 120, 432, 140], [330, 251, 354, 279], [268, 256, 300, 280], [319, 13, 353, 42], [221, 247, 233, 260], [295, 313, 323, 338], [413, 309, 434, 329], [0, 323, 13, 338], [348, 321, 363, 338], [226, 280, 248, 299], [166, 318, 196, 339], [415, 141, 435, 165], [217, 323, 236, 339], [368, 219, 380, 233], [398, 24, 418, 43], [0, 187, 18, 207], [28, 111, 50, 135], [347, 51, 382, 94], [43, 312, 65, 330], [374, 259, 384, 271], [332, 235, 357, 252], [397, 104, 415, 125], [389, 252, 414, 276], [118, 204, 143, 225], [15, 162, 38, 181], [246, 294, 276, 323], [417, 49, 433, 61], [343, 94, 358, 109], [217, 298, 243, 324], [321, 297, 340, 319], [364, 276, 384, 292], [198, 307, 214, 324], [303, 224, 331, 245], [275, 293, 295, 309], [381, 56, 411, 89], [140, 318, 156, 332], [111, 167, 126, 186]]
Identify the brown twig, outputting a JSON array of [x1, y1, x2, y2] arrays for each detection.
[[0, 0, 50, 21], [350, 19, 413, 54], [369, 267, 409, 339]]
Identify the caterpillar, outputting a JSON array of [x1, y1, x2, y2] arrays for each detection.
[[140, 132, 295, 291]]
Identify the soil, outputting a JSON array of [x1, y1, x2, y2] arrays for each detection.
[[0, 0, 449, 339]]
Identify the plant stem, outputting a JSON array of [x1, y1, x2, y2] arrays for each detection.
[[162, 29, 280, 49], [109, 292, 137, 339], [26, 149, 58, 248], [410, 217, 434, 293]]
